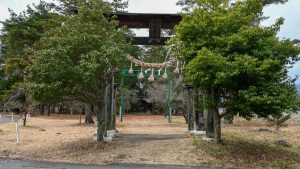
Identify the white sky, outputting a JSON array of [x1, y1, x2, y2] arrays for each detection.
[[0, 0, 299, 84]]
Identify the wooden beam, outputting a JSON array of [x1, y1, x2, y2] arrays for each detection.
[[110, 13, 182, 29]]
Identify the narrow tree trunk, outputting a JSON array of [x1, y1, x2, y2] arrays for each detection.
[[112, 84, 117, 130], [23, 112, 28, 126], [110, 77, 115, 130], [107, 78, 114, 130], [58, 104, 61, 115], [195, 92, 200, 130], [103, 85, 108, 136], [96, 106, 104, 141], [47, 104, 51, 116], [211, 88, 222, 144], [205, 109, 214, 138], [51, 104, 55, 114], [187, 87, 194, 131], [85, 103, 94, 123], [213, 107, 221, 144], [40, 104, 45, 115], [199, 91, 206, 130], [205, 89, 215, 138], [194, 88, 205, 131]]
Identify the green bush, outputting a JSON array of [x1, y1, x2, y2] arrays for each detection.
[[267, 113, 291, 131]]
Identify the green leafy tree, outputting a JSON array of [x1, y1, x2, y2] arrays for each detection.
[[171, 0, 300, 144], [267, 112, 291, 131], [0, 1, 61, 103], [176, 0, 289, 11], [27, 0, 131, 141]]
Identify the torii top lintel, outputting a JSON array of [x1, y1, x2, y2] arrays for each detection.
[[111, 13, 182, 45], [113, 13, 182, 29]]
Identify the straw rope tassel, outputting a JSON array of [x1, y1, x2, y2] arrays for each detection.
[[138, 68, 144, 79], [148, 68, 155, 81], [162, 67, 168, 79], [129, 62, 133, 74]]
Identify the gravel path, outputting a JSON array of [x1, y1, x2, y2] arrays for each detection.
[[0, 158, 220, 169], [117, 134, 188, 142]]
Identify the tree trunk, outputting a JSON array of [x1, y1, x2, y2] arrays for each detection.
[[205, 109, 214, 138], [109, 76, 116, 130], [187, 87, 194, 131], [211, 88, 222, 144], [213, 107, 221, 144], [104, 85, 108, 136], [40, 104, 45, 115], [112, 83, 117, 130], [205, 89, 215, 138], [107, 77, 114, 130], [23, 112, 28, 126], [96, 106, 104, 141], [194, 88, 205, 131], [51, 104, 55, 114], [58, 103, 62, 115], [47, 104, 51, 116], [85, 103, 94, 123]]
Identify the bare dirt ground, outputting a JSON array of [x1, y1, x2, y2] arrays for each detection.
[[0, 114, 300, 169], [0, 115, 196, 166]]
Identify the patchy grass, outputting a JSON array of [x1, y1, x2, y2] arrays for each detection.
[[0, 114, 299, 169], [0, 115, 195, 166], [191, 114, 300, 169], [0, 150, 11, 158], [194, 133, 300, 169]]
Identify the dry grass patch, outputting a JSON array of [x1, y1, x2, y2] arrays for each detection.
[[0, 114, 299, 169], [194, 133, 300, 169], [0, 115, 196, 165], [193, 115, 300, 169]]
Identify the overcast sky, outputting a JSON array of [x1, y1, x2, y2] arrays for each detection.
[[0, 0, 299, 84]]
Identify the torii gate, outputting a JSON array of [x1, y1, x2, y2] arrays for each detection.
[[112, 13, 182, 45], [68, 8, 183, 44], [112, 13, 182, 124], [104, 13, 182, 133]]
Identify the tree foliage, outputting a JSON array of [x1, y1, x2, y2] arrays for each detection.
[[0, 1, 61, 103], [27, 0, 132, 141], [1, 1, 60, 58], [171, 0, 300, 143], [176, 0, 289, 12]]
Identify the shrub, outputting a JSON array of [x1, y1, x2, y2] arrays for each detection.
[[267, 113, 291, 131]]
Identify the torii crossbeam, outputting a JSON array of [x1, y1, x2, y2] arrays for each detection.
[[112, 13, 182, 45]]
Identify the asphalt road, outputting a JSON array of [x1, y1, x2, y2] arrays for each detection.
[[0, 158, 220, 169]]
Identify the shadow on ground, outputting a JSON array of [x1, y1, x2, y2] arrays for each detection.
[[116, 134, 188, 142]]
